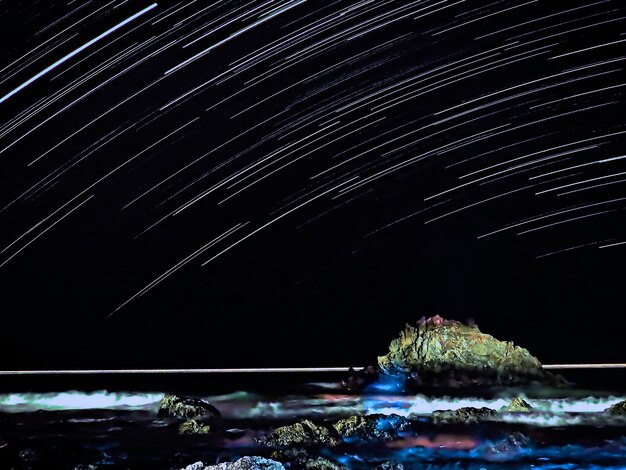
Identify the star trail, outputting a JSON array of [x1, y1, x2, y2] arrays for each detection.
[[0, 0, 624, 368]]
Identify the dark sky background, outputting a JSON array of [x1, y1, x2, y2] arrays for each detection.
[[0, 0, 624, 370]]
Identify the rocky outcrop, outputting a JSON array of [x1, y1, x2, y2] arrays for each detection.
[[158, 394, 220, 420], [259, 420, 342, 447], [181, 457, 285, 470], [606, 400, 626, 416], [179, 419, 211, 434], [431, 407, 498, 424], [500, 397, 534, 412], [333, 414, 411, 440], [377, 316, 561, 387]]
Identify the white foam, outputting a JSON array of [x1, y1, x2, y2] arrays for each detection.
[[0, 391, 164, 412]]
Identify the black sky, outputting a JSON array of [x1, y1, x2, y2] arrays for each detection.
[[0, 0, 625, 369]]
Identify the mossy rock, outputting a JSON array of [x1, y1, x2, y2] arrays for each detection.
[[606, 400, 626, 415], [500, 397, 534, 412], [432, 407, 498, 424], [260, 420, 342, 447], [378, 316, 561, 386], [158, 394, 220, 420], [333, 414, 411, 440], [179, 419, 211, 434]]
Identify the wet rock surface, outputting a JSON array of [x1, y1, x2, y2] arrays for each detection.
[[259, 419, 342, 447], [606, 399, 626, 415], [501, 397, 534, 412], [158, 394, 221, 420], [303, 456, 344, 470], [431, 406, 498, 424], [179, 418, 211, 434], [182, 457, 285, 470], [374, 461, 404, 470], [485, 432, 533, 458], [333, 414, 411, 441]]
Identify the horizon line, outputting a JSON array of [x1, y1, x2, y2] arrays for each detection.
[[1, 364, 626, 375]]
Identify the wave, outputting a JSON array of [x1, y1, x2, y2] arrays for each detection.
[[0, 390, 164, 412]]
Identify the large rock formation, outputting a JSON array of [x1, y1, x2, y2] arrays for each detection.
[[376, 316, 560, 387]]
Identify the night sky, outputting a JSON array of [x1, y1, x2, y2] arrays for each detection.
[[0, 0, 624, 370]]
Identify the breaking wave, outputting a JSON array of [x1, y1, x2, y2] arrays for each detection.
[[0, 390, 164, 412]]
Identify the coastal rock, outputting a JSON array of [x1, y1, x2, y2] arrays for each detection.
[[342, 366, 379, 390], [485, 432, 532, 458], [375, 462, 404, 470], [181, 463, 207, 470], [377, 316, 558, 386], [333, 414, 411, 440], [183, 457, 285, 470], [158, 394, 220, 420], [260, 420, 342, 447], [304, 457, 344, 470], [431, 407, 498, 424], [606, 400, 626, 415], [179, 419, 211, 434], [500, 397, 534, 412]]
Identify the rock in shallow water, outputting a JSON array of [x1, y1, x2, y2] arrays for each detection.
[[181, 457, 285, 470], [303, 456, 344, 470], [259, 419, 342, 447], [375, 461, 404, 470], [485, 432, 533, 459], [606, 400, 626, 415], [500, 397, 534, 412], [333, 414, 411, 440], [158, 394, 221, 420], [179, 419, 211, 434], [431, 407, 498, 424]]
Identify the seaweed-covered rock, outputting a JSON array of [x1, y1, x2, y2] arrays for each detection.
[[500, 397, 534, 412], [179, 419, 211, 434], [260, 420, 342, 447], [183, 457, 285, 470], [333, 414, 411, 440], [377, 316, 559, 386], [432, 407, 498, 424], [158, 394, 220, 420], [606, 400, 626, 416]]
